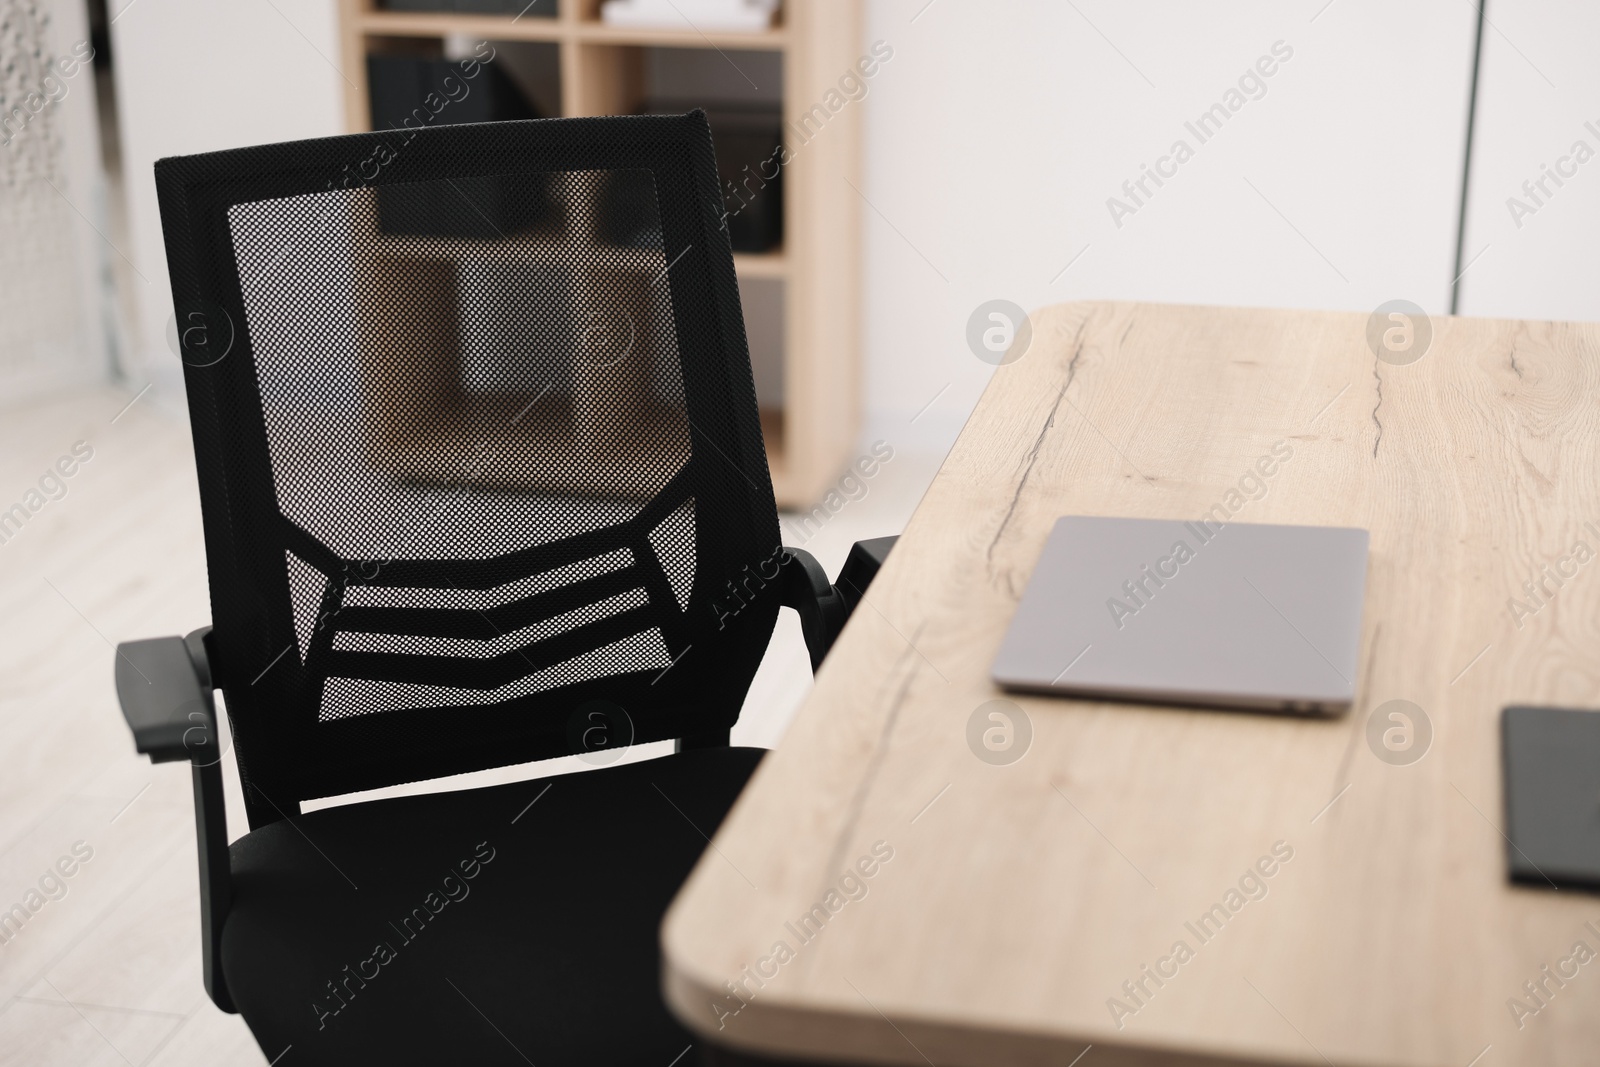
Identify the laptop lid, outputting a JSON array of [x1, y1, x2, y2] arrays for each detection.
[[992, 516, 1369, 713]]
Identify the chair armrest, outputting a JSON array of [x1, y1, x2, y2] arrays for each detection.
[[835, 535, 898, 616], [115, 632, 216, 763], [112, 627, 235, 1012]]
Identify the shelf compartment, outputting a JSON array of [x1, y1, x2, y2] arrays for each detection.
[[376, 0, 557, 16], [575, 22, 787, 49], [345, 173, 696, 501], [568, 45, 785, 253], [355, 10, 788, 49], [573, 0, 786, 47], [336, 0, 862, 509], [357, 11, 567, 43], [365, 36, 550, 141], [739, 273, 785, 413], [732, 251, 785, 278], [760, 406, 788, 495]]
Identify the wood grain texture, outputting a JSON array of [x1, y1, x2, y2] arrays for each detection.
[[662, 301, 1600, 1067]]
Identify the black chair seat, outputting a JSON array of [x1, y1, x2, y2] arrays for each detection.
[[223, 747, 765, 1066]]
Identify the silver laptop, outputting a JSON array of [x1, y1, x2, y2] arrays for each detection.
[[992, 516, 1368, 713]]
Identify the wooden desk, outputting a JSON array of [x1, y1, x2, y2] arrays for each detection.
[[662, 301, 1600, 1067]]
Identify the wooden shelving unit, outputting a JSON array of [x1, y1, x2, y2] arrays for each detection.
[[335, 0, 862, 507]]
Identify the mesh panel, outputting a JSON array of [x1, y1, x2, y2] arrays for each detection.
[[341, 548, 635, 611], [229, 167, 696, 728], [330, 588, 650, 659], [156, 114, 780, 816], [230, 169, 691, 559], [285, 551, 325, 660], [649, 497, 697, 611], [319, 629, 674, 720]]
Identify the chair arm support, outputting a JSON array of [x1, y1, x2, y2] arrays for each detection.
[[778, 537, 898, 671], [115, 632, 217, 763], [190, 758, 234, 1012], [113, 628, 235, 1013], [778, 548, 847, 671]]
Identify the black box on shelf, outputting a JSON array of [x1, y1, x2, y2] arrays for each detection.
[[647, 101, 784, 254], [595, 168, 666, 249], [367, 53, 547, 238], [367, 52, 541, 132]]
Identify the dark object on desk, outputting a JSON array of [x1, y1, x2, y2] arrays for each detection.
[[379, 0, 557, 14], [367, 53, 544, 238], [1502, 705, 1600, 891], [648, 100, 784, 253], [127, 113, 893, 1067]]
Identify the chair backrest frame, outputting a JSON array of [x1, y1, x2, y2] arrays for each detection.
[[154, 113, 780, 826]]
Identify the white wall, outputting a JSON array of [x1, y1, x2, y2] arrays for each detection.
[[0, 0, 109, 404], [111, 1, 1584, 463], [860, 0, 1479, 450], [109, 0, 344, 404], [1457, 0, 1600, 323]]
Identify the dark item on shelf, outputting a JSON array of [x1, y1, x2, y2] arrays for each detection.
[[1502, 705, 1600, 891], [367, 53, 547, 238], [379, 0, 557, 15], [137, 113, 898, 1062], [647, 99, 784, 253], [595, 167, 666, 248]]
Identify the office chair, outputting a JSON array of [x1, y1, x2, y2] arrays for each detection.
[[115, 113, 893, 1066]]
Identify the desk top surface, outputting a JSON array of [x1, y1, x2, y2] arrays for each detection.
[[662, 300, 1600, 1067]]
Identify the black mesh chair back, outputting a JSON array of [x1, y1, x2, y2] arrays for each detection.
[[154, 113, 780, 825]]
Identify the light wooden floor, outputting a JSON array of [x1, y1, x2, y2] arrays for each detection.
[[0, 385, 936, 1066]]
